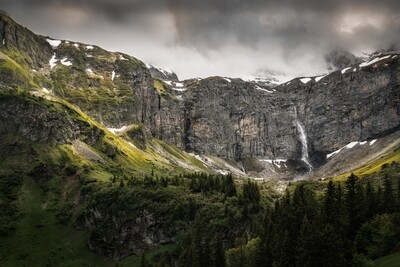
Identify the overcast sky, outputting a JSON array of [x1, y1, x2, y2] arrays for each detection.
[[1, 0, 400, 80]]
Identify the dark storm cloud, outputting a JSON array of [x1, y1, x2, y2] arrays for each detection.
[[0, 0, 400, 79]]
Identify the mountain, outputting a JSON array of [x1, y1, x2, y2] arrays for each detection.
[[146, 63, 179, 81], [0, 12, 399, 266], [2, 12, 397, 180], [325, 49, 363, 70]]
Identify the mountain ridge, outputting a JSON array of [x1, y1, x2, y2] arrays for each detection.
[[1, 12, 399, 180]]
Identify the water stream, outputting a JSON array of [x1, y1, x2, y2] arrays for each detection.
[[294, 106, 313, 171]]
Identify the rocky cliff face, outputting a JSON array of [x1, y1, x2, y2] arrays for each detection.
[[1, 12, 399, 178], [0, 92, 104, 146], [154, 56, 400, 175]]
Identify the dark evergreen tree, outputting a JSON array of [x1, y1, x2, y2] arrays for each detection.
[[382, 174, 395, 213], [213, 235, 225, 267], [365, 180, 377, 219]]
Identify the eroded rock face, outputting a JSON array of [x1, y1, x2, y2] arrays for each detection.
[[0, 94, 103, 146], [153, 56, 400, 169]]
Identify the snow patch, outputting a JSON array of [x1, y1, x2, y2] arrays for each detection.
[[119, 55, 128, 61], [85, 53, 93, 58], [326, 148, 342, 159], [108, 126, 129, 135], [60, 58, 72, 66], [175, 82, 184, 88], [86, 45, 94, 50], [49, 53, 58, 69], [164, 81, 172, 86], [223, 78, 231, 83], [353, 68, 357, 72], [128, 142, 137, 149], [172, 87, 187, 92], [300, 78, 312, 84], [255, 85, 273, 93], [111, 71, 116, 81], [86, 68, 93, 74], [369, 139, 377, 145], [315, 75, 327, 82], [341, 67, 351, 74], [73, 43, 79, 48], [42, 87, 51, 94], [260, 159, 287, 168], [359, 55, 391, 68], [327, 140, 370, 159], [46, 39, 62, 47], [346, 141, 359, 149]]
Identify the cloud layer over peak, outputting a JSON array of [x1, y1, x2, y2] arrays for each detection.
[[1, 0, 400, 80]]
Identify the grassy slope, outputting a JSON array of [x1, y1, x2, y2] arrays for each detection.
[[374, 251, 400, 267], [0, 82, 210, 266], [333, 144, 400, 182], [0, 131, 189, 266]]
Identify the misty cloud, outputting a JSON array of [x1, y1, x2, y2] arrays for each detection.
[[1, 0, 400, 80]]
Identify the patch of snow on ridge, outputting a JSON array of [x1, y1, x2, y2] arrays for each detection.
[[147, 63, 173, 76], [86, 45, 94, 50], [223, 78, 232, 83], [46, 39, 62, 47], [111, 71, 116, 81], [60, 58, 72, 66], [300, 78, 312, 84], [315, 75, 327, 82], [255, 85, 273, 93], [175, 82, 184, 88], [341, 67, 351, 74], [359, 55, 391, 68], [369, 139, 377, 145], [86, 68, 93, 74], [326, 140, 369, 159], [49, 53, 58, 69]]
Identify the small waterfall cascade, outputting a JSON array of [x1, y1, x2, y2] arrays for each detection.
[[294, 106, 313, 171]]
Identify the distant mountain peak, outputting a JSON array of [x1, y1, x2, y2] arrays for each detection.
[[325, 49, 363, 71], [145, 63, 179, 81]]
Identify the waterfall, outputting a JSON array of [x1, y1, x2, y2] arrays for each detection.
[[294, 107, 313, 171]]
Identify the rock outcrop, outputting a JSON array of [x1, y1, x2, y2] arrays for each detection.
[[0, 93, 103, 146]]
